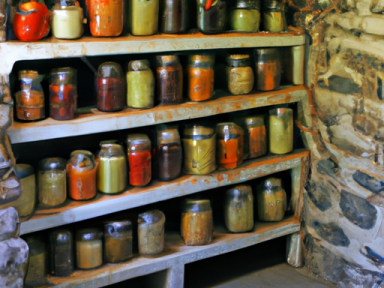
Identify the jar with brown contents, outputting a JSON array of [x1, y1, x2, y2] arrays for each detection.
[[75, 228, 103, 269], [49, 229, 75, 277], [104, 221, 133, 263], [254, 48, 281, 91], [156, 55, 183, 105], [138, 209, 166, 255], [226, 54, 254, 95]]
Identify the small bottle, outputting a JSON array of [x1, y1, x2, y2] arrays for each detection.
[[196, 0, 226, 34], [23, 234, 47, 286], [262, 0, 285, 32], [51, 0, 83, 39], [49, 67, 78, 120], [160, 0, 188, 33], [226, 54, 254, 95], [104, 221, 133, 263], [156, 55, 183, 105], [188, 54, 215, 102], [269, 108, 293, 154], [49, 229, 75, 277], [76, 228, 103, 270], [67, 150, 98, 201], [256, 177, 287, 221], [182, 125, 216, 175], [38, 157, 67, 207], [13, 164, 36, 218], [216, 122, 244, 170], [255, 48, 281, 91], [88, 0, 123, 36], [126, 60, 155, 109], [229, 0, 260, 32], [138, 209, 166, 255], [181, 199, 213, 246], [96, 142, 127, 194], [129, 0, 159, 36], [15, 70, 45, 121], [127, 134, 152, 187], [97, 62, 126, 112], [224, 185, 254, 232]]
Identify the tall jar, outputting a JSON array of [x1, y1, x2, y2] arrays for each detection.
[[216, 122, 244, 170], [255, 48, 281, 91], [97, 62, 126, 112], [224, 185, 254, 232], [226, 54, 254, 95], [182, 125, 216, 175], [269, 108, 293, 154], [104, 221, 133, 263], [197, 0, 226, 34], [129, 0, 159, 35], [156, 126, 182, 181], [88, 0, 123, 36], [49, 67, 78, 120], [24, 234, 47, 286], [181, 199, 213, 246], [188, 54, 215, 102], [127, 134, 152, 187], [256, 177, 287, 221], [156, 55, 183, 105], [96, 143, 127, 194], [51, 0, 83, 39], [160, 0, 188, 33], [49, 229, 75, 277], [38, 157, 67, 207], [229, 0, 260, 32], [138, 209, 165, 255], [76, 228, 103, 270], [13, 164, 36, 218], [15, 70, 45, 121], [126, 60, 155, 109], [262, 0, 285, 32], [283, 45, 305, 85], [67, 150, 98, 201]]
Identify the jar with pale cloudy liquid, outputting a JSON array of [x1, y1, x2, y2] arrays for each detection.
[[138, 210, 165, 255], [51, 1, 83, 39], [269, 108, 293, 154], [129, 0, 159, 35], [76, 228, 103, 269]]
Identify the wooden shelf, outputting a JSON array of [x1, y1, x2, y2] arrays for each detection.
[[40, 217, 299, 288], [19, 149, 309, 235], [8, 86, 308, 144]]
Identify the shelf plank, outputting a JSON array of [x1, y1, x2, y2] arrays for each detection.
[[8, 86, 308, 144], [20, 149, 309, 235], [41, 217, 299, 288]]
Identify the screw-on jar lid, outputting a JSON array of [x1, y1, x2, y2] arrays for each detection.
[[128, 60, 151, 72], [226, 54, 251, 67], [188, 54, 215, 65], [263, 0, 282, 9], [39, 157, 67, 171], [98, 62, 123, 78], [245, 116, 264, 127], [182, 199, 212, 212], [261, 177, 282, 190], [50, 229, 73, 245], [156, 55, 180, 66], [183, 124, 215, 140], [127, 134, 151, 151], [236, 0, 260, 9], [138, 210, 165, 226], [18, 70, 38, 80], [216, 122, 243, 140], [225, 185, 253, 198], [104, 220, 132, 237], [76, 227, 103, 241], [158, 127, 181, 144]]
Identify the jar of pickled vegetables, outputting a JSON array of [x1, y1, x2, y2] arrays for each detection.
[[197, 0, 226, 34], [229, 0, 260, 32], [156, 55, 183, 105], [188, 54, 215, 102], [23, 234, 47, 286], [256, 177, 286, 221], [88, 0, 123, 36], [254, 48, 281, 91], [51, 0, 83, 39], [104, 221, 133, 263], [129, 0, 159, 35], [127, 134, 152, 187], [13, 164, 36, 218], [160, 0, 188, 33], [49, 229, 75, 277], [138, 209, 165, 255], [76, 228, 103, 269], [262, 0, 285, 32], [269, 108, 293, 154], [216, 122, 244, 170], [226, 54, 254, 95]]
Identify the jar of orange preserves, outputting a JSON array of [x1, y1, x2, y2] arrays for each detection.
[[188, 54, 215, 102], [87, 0, 124, 36]]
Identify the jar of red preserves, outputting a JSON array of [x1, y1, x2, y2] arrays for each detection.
[[156, 55, 183, 105], [127, 134, 152, 186]]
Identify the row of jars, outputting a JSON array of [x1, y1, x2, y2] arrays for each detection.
[[12, 0, 286, 42], [24, 178, 287, 284]]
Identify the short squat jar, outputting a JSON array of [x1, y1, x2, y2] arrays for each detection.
[[13, 164, 36, 218], [24, 234, 47, 286], [256, 177, 287, 221], [229, 0, 260, 32], [226, 54, 254, 95], [130, 0, 159, 35], [224, 185, 254, 232], [255, 48, 281, 91], [216, 122, 244, 170], [127, 134, 152, 187], [181, 199, 213, 246], [188, 54, 215, 102], [88, 0, 123, 36], [160, 0, 188, 33], [49, 229, 75, 277], [38, 158, 67, 207], [104, 221, 133, 263], [156, 55, 183, 105], [269, 108, 293, 154], [76, 228, 103, 270], [51, 0, 83, 39], [138, 209, 166, 255], [97, 62, 126, 112], [262, 0, 284, 32], [197, 0, 226, 34]]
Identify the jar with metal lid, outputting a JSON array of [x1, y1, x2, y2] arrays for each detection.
[[13, 164, 36, 218], [262, 0, 285, 32], [229, 0, 260, 32], [97, 62, 126, 112], [197, 0, 226, 34], [256, 177, 286, 221], [76, 228, 103, 269], [129, 0, 159, 35], [254, 48, 281, 91], [127, 60, 155, 109], [269, 108, 293, 154], [49, 67, 78, 120], [67, 150, 98, 201], [38, 157, 67, 207], [182, 125, 216, 175], [49, 229, 75, 277], [181, 199, 213, 246], [216, 122, 244, 170], [160, 0, 188, 33], [104, 220, 133, 263], [226, 54, 254, 95], [156, 55, 183, 105], [138, 209, 166, 255], [224, 185, 254, 232], [188, 54, 215, 102], [156, 126, 182, 181], [51, 0, 83, 39], [96, 142, 127, 194], [15, 70, 45, 121], [23, 234, 47, 286], [88, 0, 123, 36], [127, 134, 152, 187]]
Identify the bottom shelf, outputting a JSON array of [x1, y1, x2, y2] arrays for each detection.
[[43, 217, 299, 288]]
